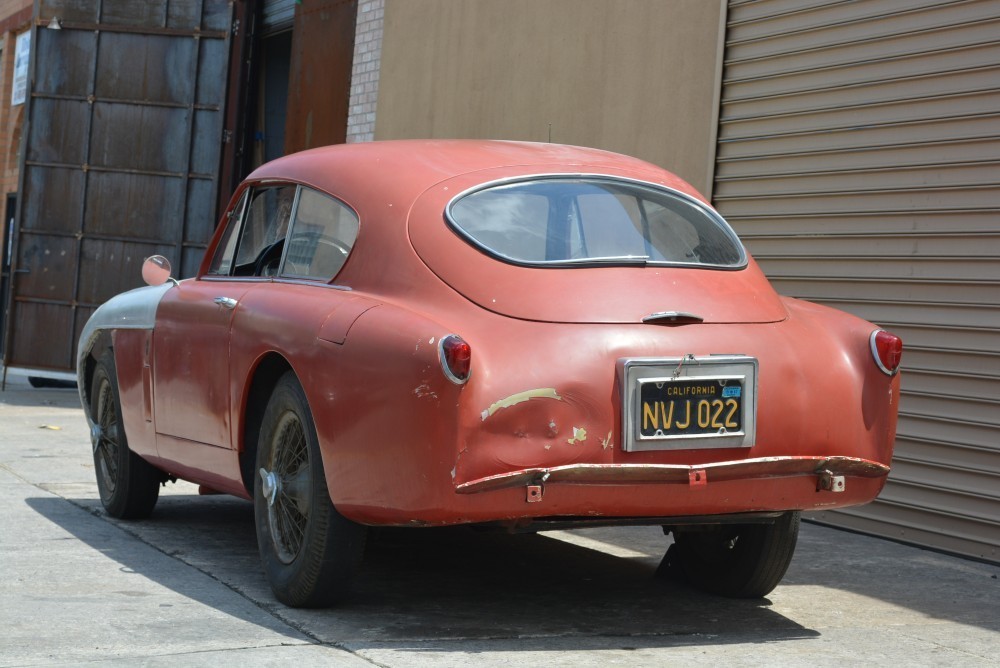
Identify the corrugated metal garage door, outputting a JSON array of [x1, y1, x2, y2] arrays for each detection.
[[713, 0, 999, 563], [263, 0, 296, 34]]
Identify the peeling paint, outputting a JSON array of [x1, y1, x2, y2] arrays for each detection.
[[601, 431, 613, 450], [413, 383, 438, 400], [429, 337, 436, 345], [481, 388, 562, 421], [568, 426, 587, 445]]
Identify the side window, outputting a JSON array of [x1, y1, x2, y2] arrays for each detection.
[[206, 191, 248, 275], [231, 184, 297, 276], [281, 188, 359, 281]]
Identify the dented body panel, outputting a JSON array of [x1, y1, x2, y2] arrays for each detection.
[[77, 140, 900, 531]]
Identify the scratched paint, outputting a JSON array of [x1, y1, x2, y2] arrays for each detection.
[[413, 383, 438, 399], [600, 431, 613, 450], [481, 388, 562, 421]]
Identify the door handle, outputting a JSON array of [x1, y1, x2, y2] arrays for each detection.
[[214, 296, 238, 309]]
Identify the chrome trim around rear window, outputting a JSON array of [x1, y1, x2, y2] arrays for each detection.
[[445, 174, 748, 270]]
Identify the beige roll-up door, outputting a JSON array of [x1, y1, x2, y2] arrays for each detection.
[[713, 0, 1000, 563]]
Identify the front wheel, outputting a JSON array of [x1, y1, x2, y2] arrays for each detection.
[[661, 511, 800, 598], [90, 349, 161, 519], [254, 371, 366, 607]]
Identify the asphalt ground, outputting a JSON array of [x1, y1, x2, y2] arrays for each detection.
[[1, 373, 997, 667]]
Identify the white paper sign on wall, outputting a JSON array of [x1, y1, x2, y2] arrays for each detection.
[[12, 30, 31, 107]]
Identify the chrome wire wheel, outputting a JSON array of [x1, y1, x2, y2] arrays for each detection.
[[254, 370, 367, 607], [94, 375, 121, 496], [262, 411, 312, 564]]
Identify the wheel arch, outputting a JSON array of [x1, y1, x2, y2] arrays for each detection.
[[239, 352, 295, 497], [79, 329, 114, 414]]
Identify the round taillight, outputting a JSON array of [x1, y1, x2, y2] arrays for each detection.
[[870, 330, 903, 376], [439, 335, 471, 385]]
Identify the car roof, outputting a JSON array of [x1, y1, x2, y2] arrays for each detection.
[[245, 139, 704, 206], [229, 141, 786, 325]]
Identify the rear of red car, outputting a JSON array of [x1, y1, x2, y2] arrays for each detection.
[[388, 166, 901, 596]]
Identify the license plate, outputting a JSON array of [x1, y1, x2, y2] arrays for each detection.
[[638, 378, 743, 438], [619, 355, 757, 451]]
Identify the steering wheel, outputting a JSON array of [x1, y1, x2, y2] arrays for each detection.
[[253, 239, 285, 277]]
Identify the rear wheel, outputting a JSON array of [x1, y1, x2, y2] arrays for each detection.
[[661, 511, 800, 598], [254, 371, 366, 607], [90, 349, 161, 519]]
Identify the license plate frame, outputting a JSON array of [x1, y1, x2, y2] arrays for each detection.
[[619, 355, 758, 452]]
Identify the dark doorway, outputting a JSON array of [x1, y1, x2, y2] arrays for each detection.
[[0, 194, 15, 355], [254, 30, 293, 169]]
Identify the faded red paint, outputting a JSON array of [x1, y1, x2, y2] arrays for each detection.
[[110, 140, 899, 527]]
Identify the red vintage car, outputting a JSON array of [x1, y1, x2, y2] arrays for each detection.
[[77, 140, 901, 607]]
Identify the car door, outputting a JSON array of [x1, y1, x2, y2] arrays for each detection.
[[152, 184, 296, 451], [152, 280, 250, 448]]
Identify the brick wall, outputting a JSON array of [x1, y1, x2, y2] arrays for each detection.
[[0, 0, 31, 260], [345, 0, 383, 143], [0, 0, 30, 34]]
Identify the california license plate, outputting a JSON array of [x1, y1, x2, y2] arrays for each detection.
[[619, 355, 757, 451], [638, 378, 743, 438]]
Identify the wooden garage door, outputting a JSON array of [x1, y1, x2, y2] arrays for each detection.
[[2, 0, 233, 373], [714, 0, 1000, 562]]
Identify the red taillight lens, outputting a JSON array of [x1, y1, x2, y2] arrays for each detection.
[[440, 335, 471, 384], [870, 330, 903, 376]]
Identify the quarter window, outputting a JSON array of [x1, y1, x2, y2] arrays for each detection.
[[280, 188, 359, 281]]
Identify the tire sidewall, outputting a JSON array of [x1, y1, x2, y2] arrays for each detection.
[[672, 511, 801, 598], [254, 372, 359, 607]]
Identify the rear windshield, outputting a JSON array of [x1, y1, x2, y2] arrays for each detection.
[[447, 177, 746, 268]]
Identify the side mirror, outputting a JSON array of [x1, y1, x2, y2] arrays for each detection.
[[142, 255, 175, 286]]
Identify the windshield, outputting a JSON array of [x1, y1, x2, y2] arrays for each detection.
[[447, 177, 746, 268]]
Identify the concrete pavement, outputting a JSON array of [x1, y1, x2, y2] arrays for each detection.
[[1, 375, 997, 666]]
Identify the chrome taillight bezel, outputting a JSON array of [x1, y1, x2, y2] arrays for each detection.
[[439, 334, 471, 385]]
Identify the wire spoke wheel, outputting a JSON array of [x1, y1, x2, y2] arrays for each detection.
[[264, 411, 312, 564], [253, 371, 367, 608], [94, 376, 121, 494], [89, 349, 160, 519]]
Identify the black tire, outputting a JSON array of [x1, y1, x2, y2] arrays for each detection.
[[90, 349, 161, 519], [254, 371, 366, 608], [661, 511, 800, 598]]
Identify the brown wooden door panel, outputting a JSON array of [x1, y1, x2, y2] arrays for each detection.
[[2, 0, 233, 372]]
